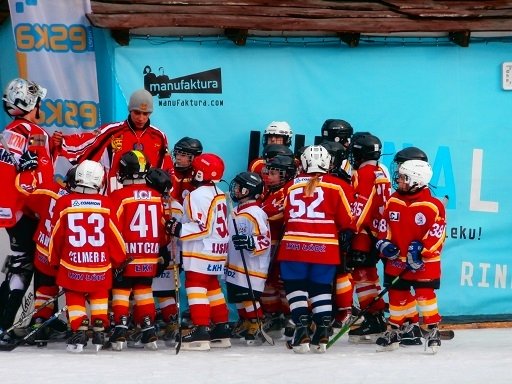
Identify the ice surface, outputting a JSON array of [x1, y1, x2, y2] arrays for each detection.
[[1, 328, 511, 384]]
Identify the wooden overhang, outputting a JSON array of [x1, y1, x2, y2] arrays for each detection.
[[3, 1, 512, 47]]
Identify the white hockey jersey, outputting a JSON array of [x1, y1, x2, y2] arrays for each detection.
[[225, 201, 271, 293], [180, 184, 229, 275]]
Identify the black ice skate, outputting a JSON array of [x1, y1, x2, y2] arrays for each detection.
[[348, 311, 386, 344], [109, 315, 129, 351], [209, 322, 231, 348], [26, 318, 50, 347], [162, 315, 179, 347], [140, 316, 158, 351], [290, 315, 311, 354], [311, 316, 331, 354], [66, 319, 89, 353], [399, 322, 423, 346], [92, 319, 106, 352], [180, 325, 210, 351], [263, 312, 285, 338], [376, 326, 400, 352], [423, 324, 441, 354]]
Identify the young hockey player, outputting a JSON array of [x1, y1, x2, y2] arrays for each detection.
[[108, 150, 168, 351], [147, 167, 184, 346], [165, 153, 230, 351], [22, 165, 78, 346], [51, 89, 173, 193], [171, 136, 203, 203], [346, 132, 391, 343], [259, 155, 297, 338], [48, 160, 127, 353], [225, 172, 271, 345], [320, 119, 353, 148], [278, 145, 353, 354], [375, 159, 446, 353], [249, 121, 293, 176], [0, 78, 56, 344]]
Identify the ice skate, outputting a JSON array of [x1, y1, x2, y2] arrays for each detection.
[[66, 330, 88, 353], [231, 318, 248, 339], [126, 328, 143, 348], [331, 308, 352, 336], [26, 317, 50, 347], [91, 320, 106, 352], [162, 315, 179, 347], [399, 322, 423, 346], [376, 327, 400, 352], [310, 316, 331, 354], [263, 312, 285, 339], [244, 319, 263, 346], [180, 325, 211, 351], [423, 324, 441, 354], [209, 322, 231, 348], [109, 316, 129, 351], [140, 316, 158, 350], [290, 315, 311, 354], [348, 311, 386, 344]]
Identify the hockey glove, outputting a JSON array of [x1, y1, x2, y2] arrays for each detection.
[[18, 150, 38, 172], [376, 239, 400, 260], [165, 217, 182, 237], [51, 131, 63, 150], [156, 246, 171, 276], [406, 241, 424, 271], [232, 234, 256, 251], [338, 229, 354, 254]]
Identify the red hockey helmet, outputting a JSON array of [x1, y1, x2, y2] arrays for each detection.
[[192, 153, 225, 184]]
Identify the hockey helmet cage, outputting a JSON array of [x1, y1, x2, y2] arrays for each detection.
[[145, 167, 172, 196], [192, 153, 225, 184], [3, 78, 47, 117], [300, 145, 331, 174], [75, 160, 105, 191], [321, 119, 353, 144], [391, 146, 428, 182], [230, 171, 264, 202], [263, 154, 297, 191], [320, 140, 348, 171], [348, 132, 382, 170], [262, 121, 293, 147], [118, 150, 150, 182], [395, 159, 433, 193], [262, 144, 294, 162]]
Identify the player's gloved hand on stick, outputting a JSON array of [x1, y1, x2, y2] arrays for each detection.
[[18, 150, 38, 171], [406, 241, 424, 270], [165, 217, 182, 237], [232, 234, 255, 251], [376, 239, 400, 260]]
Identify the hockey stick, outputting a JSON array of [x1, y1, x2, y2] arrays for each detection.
[[0, 289, 65, 337], [169, 238, 182, 355], [327, 268, 409, 349], [231, 217, 274, 346], [0, 305, 68, 351]]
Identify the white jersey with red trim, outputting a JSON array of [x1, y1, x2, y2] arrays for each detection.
[[180, 184, 229, 275], [225, 201, 271, 293]]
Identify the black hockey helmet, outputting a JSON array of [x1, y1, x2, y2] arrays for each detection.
[[145, 167, 172, 196], [230, 171, 264, 203], [117, 150, 150, 182], [348, 132, 382, 170], [391, 146, 428, 182], [64, 164, 78, 192], [263, 154, 297, 191], [262, 144, 293, 162], [173, 136, 203, 172], [320, 140, 348, 171], [321, 119, 354, 145]]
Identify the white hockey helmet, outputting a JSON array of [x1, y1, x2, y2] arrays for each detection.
[[263, 121, 293, 146], [300, 145, 331, 174], [397, 159, 433, 193], [75, 160, 106, 191], [2, 78, 47, 117]]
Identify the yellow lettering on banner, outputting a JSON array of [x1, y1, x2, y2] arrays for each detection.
[[64, 101, 78, 127]]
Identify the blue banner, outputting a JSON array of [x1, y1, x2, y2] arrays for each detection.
[[114, 37, 512, 317]]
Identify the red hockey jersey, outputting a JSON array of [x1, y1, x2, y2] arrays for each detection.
[[261, 188, 285, 246], [110, 183, 167, 277], [379, 188, 446, 281], [48, 192, 126, 292], [278, 173, 353, 265]]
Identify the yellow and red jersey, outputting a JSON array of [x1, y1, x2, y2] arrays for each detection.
[[379, 188, 446, 281], [171, 168, 195, 204], [48, 192, 126, 292], [278, 173, 353, 265], [260, 188, 285, 246], [110, 183, 167, 278]]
